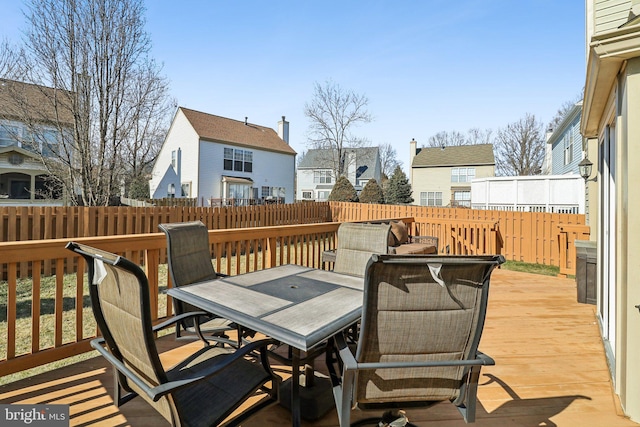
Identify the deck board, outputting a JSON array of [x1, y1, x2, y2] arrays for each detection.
[[0, 269, 637, 426]]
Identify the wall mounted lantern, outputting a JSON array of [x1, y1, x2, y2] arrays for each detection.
[[578, 157, 597, 182]]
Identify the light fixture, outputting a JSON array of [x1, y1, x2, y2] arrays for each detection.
[[578, 157, 597, 182]]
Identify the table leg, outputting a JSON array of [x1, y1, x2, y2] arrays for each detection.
[[291, 348, 301, 427]]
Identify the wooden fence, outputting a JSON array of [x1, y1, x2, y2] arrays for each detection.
[[0, 201, 588, 274], [557, 223, 592, 277], [0, 203, 331, 243], [329, 202, 588, 271]]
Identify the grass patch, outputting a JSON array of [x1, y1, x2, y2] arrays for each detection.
[[501, 260, 560, 277]]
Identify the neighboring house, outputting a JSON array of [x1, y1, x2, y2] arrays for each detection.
[[149, 108, 296, 205], [581, 0, 640, 421], [296, 147, 382, 201], [0, 79, 72, 205], [546, 101, 584, 175], [409, 140, 495, 207]]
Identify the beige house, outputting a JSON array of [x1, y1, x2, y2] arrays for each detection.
[[581, 0, 640, 421], [409, 140, 495, 207], [0, 79, 72, 204]]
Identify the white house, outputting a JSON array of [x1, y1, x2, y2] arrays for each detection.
[[150, 108, 296, 205], [296, 147, 382, 201]]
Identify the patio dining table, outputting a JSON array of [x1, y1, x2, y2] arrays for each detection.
[[166, 264, 364, 427]]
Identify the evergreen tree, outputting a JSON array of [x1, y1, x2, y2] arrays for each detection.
[[328, 176, 359, 202], [385, 166, 413, 204], [359, 179, 385, 204]]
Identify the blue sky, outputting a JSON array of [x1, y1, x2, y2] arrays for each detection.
[[0, 0, 586, 172]]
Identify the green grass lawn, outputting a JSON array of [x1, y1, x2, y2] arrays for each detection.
[[501, 260, 561, 277]]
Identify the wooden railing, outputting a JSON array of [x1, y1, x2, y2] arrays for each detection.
[[557, 224, 592, 277], [0, 210, 582, 377], [0, 222, 340, 377]]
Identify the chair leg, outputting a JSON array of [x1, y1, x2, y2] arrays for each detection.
[[113, 370, 137, 407]]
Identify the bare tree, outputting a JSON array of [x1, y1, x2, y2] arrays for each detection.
[[467, 128, 493, 145], [378, 142, 401, 178], [304, 80, 372, 177], [427, 130, 466, 147], [425, 128, 492, 148], [494, 113, 545, 176], [547, 93, 582, 133], [0, 38, 19, 78], [10, 0, 172, 205]]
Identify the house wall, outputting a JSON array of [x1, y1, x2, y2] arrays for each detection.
[[198, 141, 295, 203], [412, 164, 494, 206], [551, 115, 584, 175], [149, 109, 199, 198], [296, 169, 334, 201], [616, 56, 640, 421], [593, 0, 632, 33]]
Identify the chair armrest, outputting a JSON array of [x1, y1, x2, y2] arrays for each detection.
[[91, 337, 279, 402], [333, 332, 358, 370], [152, 311, 211, 333], [476, 351, 495, 366], [353, 355, 493, 371]]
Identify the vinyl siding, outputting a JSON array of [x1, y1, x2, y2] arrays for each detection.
[[198, 141, 295, 202], [594, 0, 632, 33], [551, 114, 583, 175]]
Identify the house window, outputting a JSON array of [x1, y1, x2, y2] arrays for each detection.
[[171, 150, 176, 168], [313, 170, 332, 184], [564, 133, 573, 165], [244, 151, 253, 172], [451, 167, 476, 183], [420, 191, 442, 206], [234, 150, 243, 171], [41, 129, 59, 157], [302, 191, 313, 199], [181, 182, 191, 197], [168, 183, 175, 198], [224, 148, 233, 170], [223, 147, 253, 172], [262, 186, 271, 198], [317, 190, 330, 201], [452, 191, 471, 208], [0, 124, 20, 147]]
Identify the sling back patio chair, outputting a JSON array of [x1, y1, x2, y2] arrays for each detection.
[[333, 222, 392, 277], [159, 221, 240, 346], [326, 253, 505, 426], [66, 241, 280, 427]]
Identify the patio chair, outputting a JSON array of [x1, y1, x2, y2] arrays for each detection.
[[159, 221, 238, 346], [326, 253, 505, 426], [333, 222, 392, 277], [66, 241, 280, 427]]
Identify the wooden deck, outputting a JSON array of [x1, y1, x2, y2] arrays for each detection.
[[0, 269, 637, 426]]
